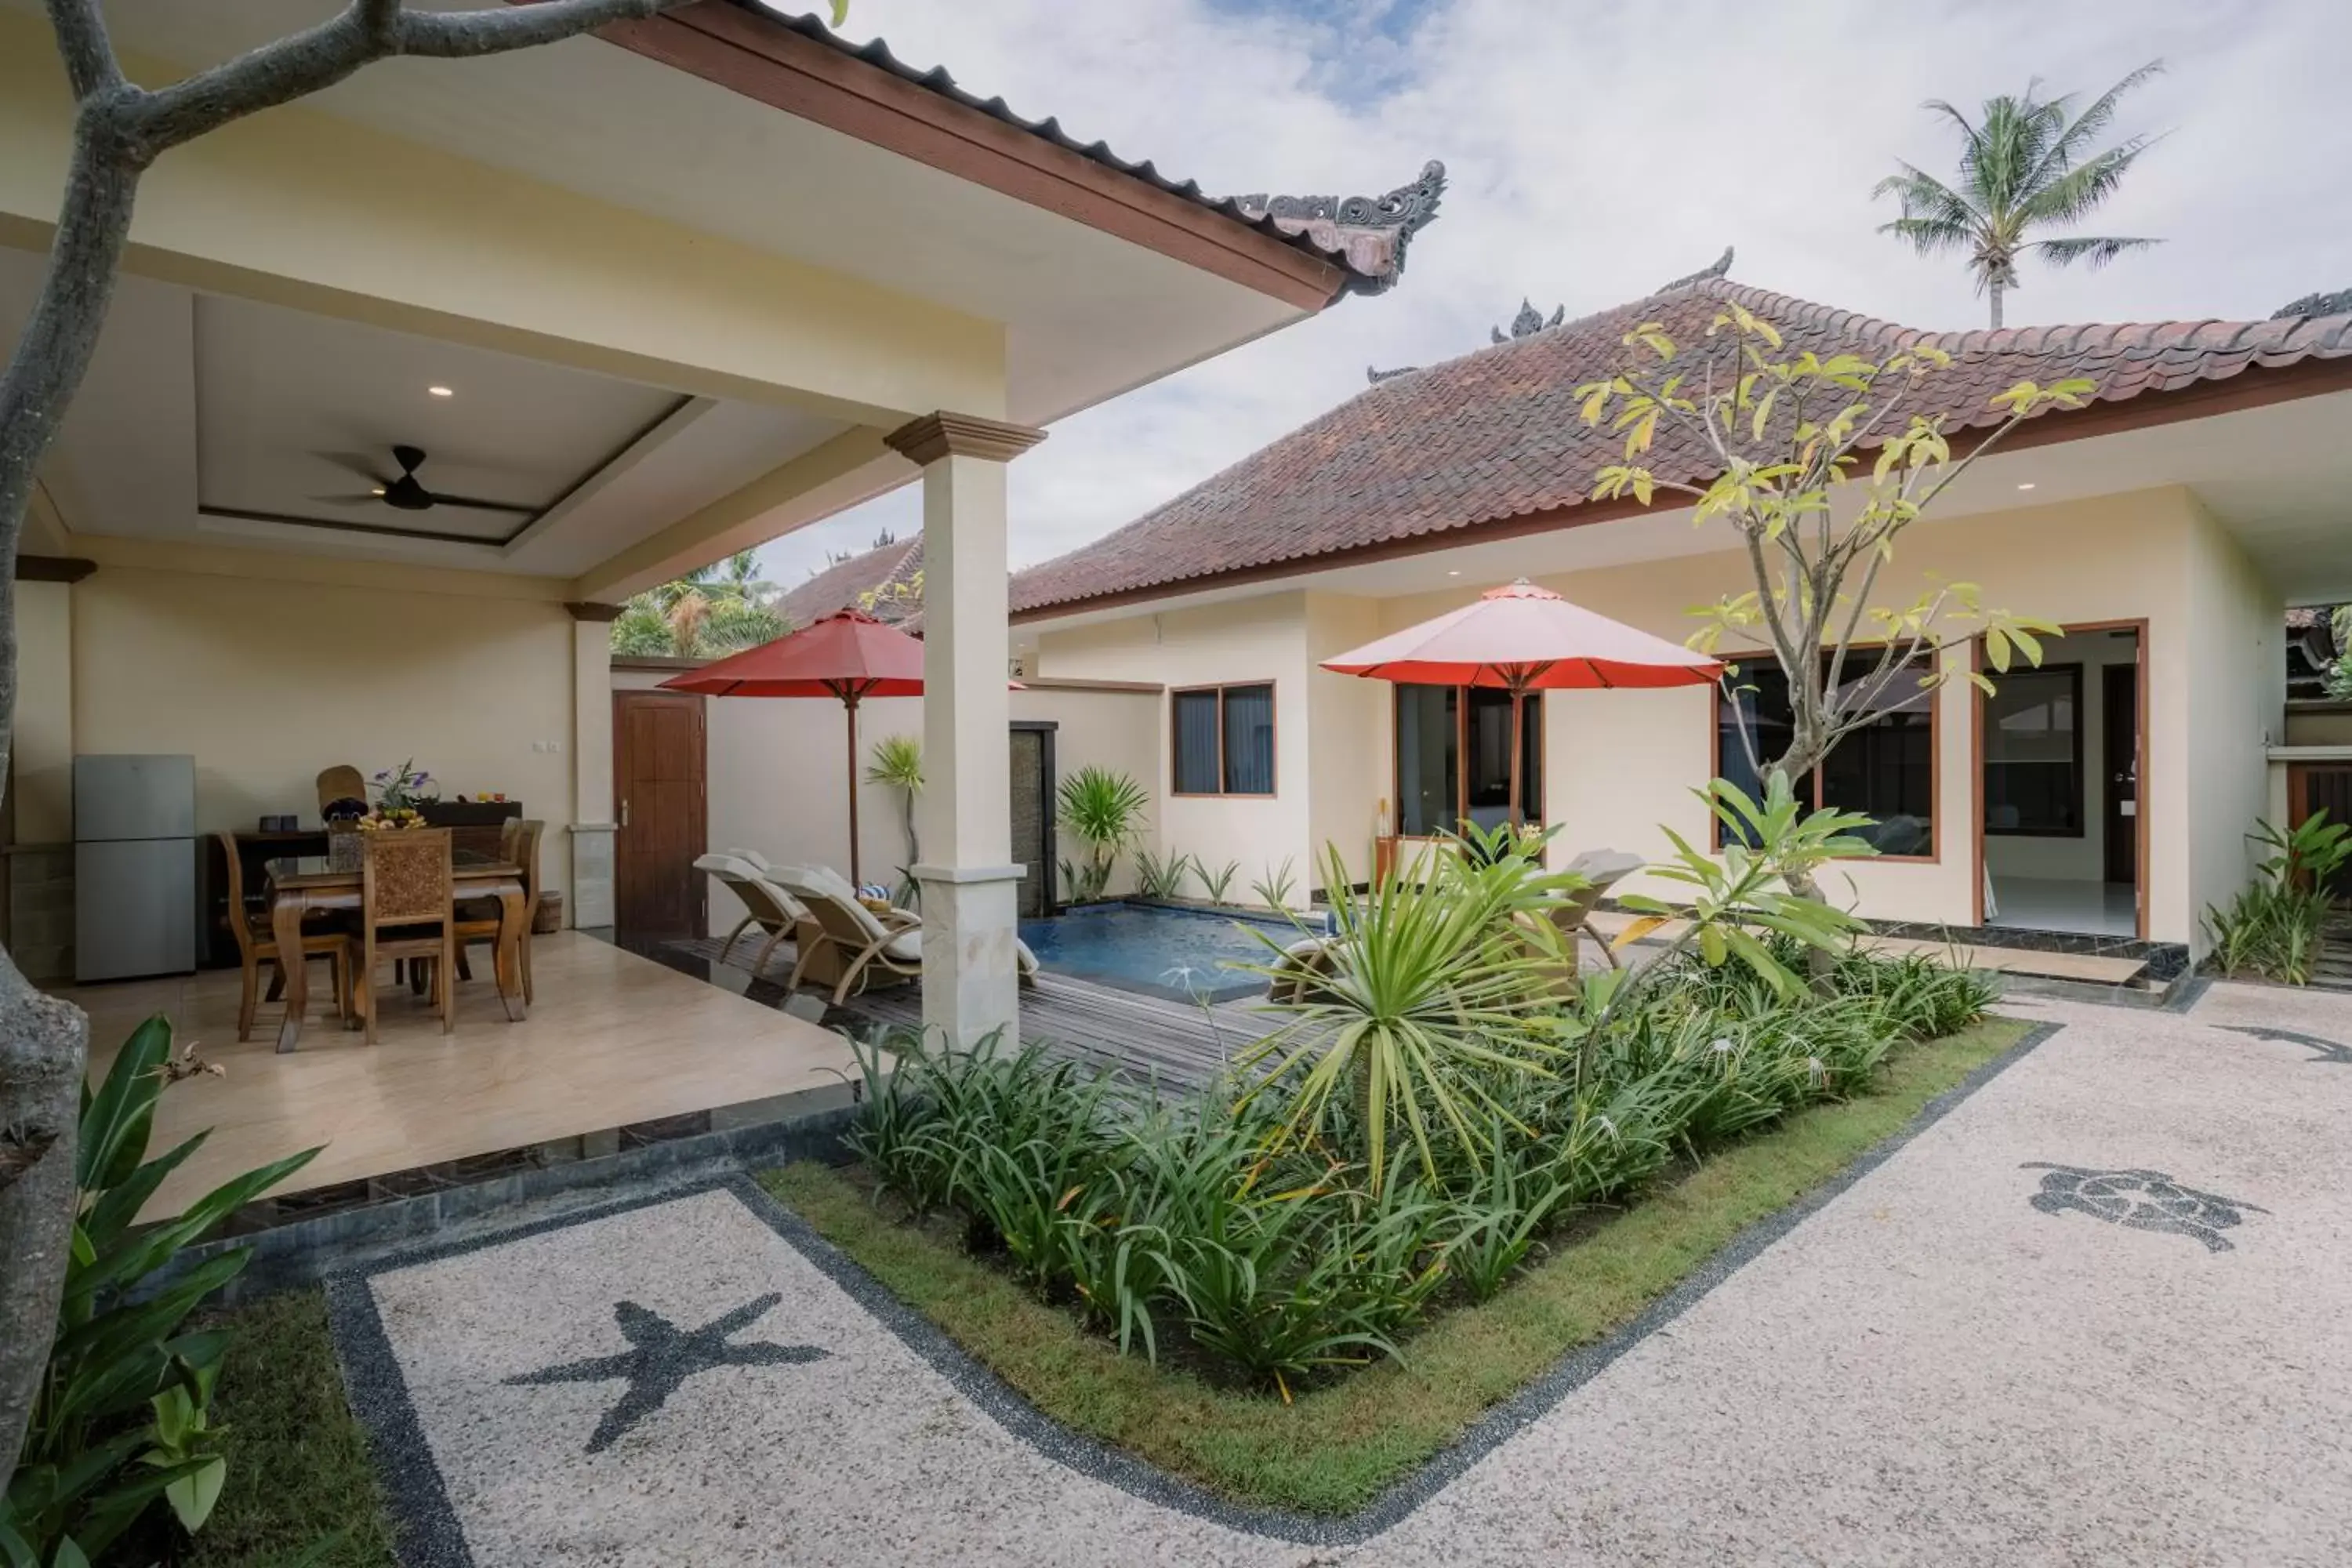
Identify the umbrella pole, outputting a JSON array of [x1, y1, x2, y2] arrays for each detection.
[[1506, 673, 1526, 832], [843, 693, 862, 890]]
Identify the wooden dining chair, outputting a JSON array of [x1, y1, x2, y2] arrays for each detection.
[[215, 830, 352, 1042], [357, 828, 456, 1044], [454, 817, 544, 1003]]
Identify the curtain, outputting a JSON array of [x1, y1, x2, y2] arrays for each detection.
[[1173, 690, 1221, 793], [1221, 684, 1276, 795], [1394, 684, 1456, 835]]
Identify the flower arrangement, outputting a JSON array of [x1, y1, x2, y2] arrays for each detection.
[[368, 759, 439, 812]]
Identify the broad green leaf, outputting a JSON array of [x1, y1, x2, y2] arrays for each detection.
[[164, 1457, 227, 1533]]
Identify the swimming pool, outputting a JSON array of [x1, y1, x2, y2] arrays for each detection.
[[1017, 901, 1327, 1003]]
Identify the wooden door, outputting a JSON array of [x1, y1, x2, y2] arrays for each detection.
[[2100, 662, 2139, 887], [613, 691, 706, 938], [2290, 763, 2352, 900]]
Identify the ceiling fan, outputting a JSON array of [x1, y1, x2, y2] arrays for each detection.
[[316, 445, 536, 514]]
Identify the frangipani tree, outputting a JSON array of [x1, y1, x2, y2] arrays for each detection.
[[1578, 302, 2082, 805]]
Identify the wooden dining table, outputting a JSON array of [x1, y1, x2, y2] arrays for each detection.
[[265, 848, 529, 1053]]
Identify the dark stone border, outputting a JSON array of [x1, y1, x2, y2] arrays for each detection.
[[328, 1275, 478, 1568], [327, 1018, 2062, 1555], [170, 1094, 860, 1305]]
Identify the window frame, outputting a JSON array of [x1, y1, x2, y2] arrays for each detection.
[[1170, 681, 1278, 798], [1710, 647, 1940, 863], [1980, 660, 2086, 839], [1388, 683, 1544, 839]]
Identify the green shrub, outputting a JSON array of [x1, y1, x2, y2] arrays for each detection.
[[842, 919, 1971, 1396], [2205, 813, 2349, 985], [1133, 849, 1193, 902], [1057, 767, 1149, 903], [1192, 858, 1242, 906], [2, 1018, 319, 1568]]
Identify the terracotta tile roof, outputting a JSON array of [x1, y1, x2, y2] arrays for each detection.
[[1010, 276, 2352, 618], [738, 7, 1444, 296], [779, 535, 924, 629]]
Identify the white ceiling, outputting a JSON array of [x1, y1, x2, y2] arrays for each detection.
[[0, 242, 849, 577], [32, 0, 1308, 426], [192, 293, 685, 545]]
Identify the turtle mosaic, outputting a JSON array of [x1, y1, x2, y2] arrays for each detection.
[[2020, 1163, 2266, 1253]]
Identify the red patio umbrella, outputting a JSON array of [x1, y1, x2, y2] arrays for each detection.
[[660, 609, 924, 888], [1321, 579, 1726, 829]]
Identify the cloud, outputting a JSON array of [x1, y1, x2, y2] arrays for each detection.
[[758, 0, 2351, 589]]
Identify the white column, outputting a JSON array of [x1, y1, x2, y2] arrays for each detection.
[[884, 412, 1044, 1049], [567, 604, 619, 929]]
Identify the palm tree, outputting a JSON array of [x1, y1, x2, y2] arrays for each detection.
[[612, 550, 788, 657], [1875, 62, 2166, 328]]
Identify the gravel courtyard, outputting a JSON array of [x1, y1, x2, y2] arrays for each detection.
[[333, 982, 2352, 1567]]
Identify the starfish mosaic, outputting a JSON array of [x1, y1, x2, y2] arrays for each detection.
[[503, 1292, 829, 1453]]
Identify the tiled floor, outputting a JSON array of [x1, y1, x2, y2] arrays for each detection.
[[1987, 876, 2140, 938], [53, 931, 858, 1220], [1584, 909, 2152, 985]]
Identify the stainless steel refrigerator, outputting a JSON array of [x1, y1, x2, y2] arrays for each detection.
[[74, 753, 197, 982]]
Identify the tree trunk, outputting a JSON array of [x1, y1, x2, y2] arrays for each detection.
[[1758, 755, 1840, 997], [0, 111, 143, 1492], [1988, 279, 2005, 331]]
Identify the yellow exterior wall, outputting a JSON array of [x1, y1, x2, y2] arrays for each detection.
[[1033, 486, 2275, 947], [1033, 595, 1312, 893], [71, 561, 579, 901]]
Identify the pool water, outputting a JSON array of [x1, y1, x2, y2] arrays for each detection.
[[1018, 901, 1327, 1003]]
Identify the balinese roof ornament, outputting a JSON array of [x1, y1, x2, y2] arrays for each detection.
[[1493, 299, 1566, 344], [2274, 288, 2352, 320], [1366, 292, 1566, 384], [1657, 245, 1736, 294], [1235, 160, 1446, 296]]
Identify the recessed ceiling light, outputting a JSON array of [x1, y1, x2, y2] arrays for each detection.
[[370, 486, 386, 496], [1447, 569, 1462, 576], [2016, 481, 2036, 491], [428, 385, 454, 397]]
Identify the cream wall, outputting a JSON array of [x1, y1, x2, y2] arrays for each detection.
[[1033, 594, 1313, 895], [71, 559, 579, 902], [615, 670, 1163, 931], [2183, 495, 2286, 935], [1033, 485, 2278, 948], [1304, 593, 1387, 889], [13, 579, 74, 844]]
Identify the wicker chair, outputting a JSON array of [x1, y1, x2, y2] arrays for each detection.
[[356, 829, 456, 1044], [214, 830, 351, 1042], [316, 764, 368, 818]]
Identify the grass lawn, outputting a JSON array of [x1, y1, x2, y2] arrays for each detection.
[[760, 1014, 2031, 1517], [187, 1290, 400, 1568]]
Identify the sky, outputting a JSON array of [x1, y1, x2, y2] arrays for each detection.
[[753, 0, 2351, 590]]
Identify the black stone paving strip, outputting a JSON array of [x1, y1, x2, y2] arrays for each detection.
[[326, 1018, 2065, 1556], [328, 1276, 479, 1568]]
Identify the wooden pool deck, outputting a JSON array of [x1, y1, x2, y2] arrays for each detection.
[[655, 935, 1278, 1094]]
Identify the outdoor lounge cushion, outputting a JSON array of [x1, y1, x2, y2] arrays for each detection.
[[774, 862, 1041, 978]]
